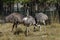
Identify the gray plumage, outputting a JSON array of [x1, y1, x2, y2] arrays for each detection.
[[35, 12, 48, 25], [5, 12, 24, 23], [23, 16, 36, 25]]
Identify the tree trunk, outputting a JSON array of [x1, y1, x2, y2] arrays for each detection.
[[0, 0, 3, 16]]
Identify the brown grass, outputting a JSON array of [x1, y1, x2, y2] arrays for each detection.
[[0, 23, 60, 40]]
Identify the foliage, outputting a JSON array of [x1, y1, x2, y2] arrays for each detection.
[[2, 0, 30, 4], [2, 0, 59, 4]]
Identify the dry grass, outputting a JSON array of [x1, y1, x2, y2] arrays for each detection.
[[0, 23, 60, 40]]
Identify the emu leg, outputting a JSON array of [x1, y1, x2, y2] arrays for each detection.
[[25, 24, 29, 36], [12, 23, 15, 31], [37, 22, 41, 31], [26, 27, 29, 36], [25, 27, 29, 36], [15, 24, 18, 31], [43, 20, 45, 25], [42, 20, 46, 32], [43, 20, 46, 32], [37, 24, 41, 31], [34, 26, 36, 32], [33, 24, 37, 32], [12, 22, 18, 31]]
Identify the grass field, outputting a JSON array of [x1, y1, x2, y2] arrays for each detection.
[[0, 23, 60, 40]]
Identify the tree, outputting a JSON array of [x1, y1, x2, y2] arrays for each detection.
[[0, 0, 3, 16]]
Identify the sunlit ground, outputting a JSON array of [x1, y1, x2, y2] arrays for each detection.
[[0, 23, 60, 40]]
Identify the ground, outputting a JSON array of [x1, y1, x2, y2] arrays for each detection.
[[0, 23, 60, 40]]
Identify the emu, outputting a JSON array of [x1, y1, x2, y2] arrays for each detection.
[[22, 15, 36, 36], [5, 12, 24, 31], [35, 12, 48, 25], [35, 12, 48, 31]]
